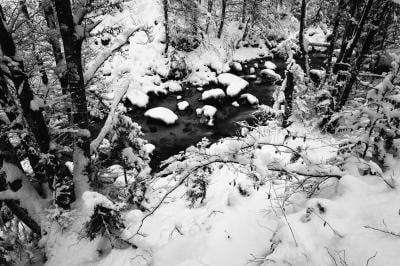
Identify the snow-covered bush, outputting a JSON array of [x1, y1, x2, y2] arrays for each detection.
[[334, 53, 400, 163]]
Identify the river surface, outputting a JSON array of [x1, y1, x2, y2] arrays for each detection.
[[125, 54, 325, 168]]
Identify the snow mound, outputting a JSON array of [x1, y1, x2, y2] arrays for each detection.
[[196, 105, 217, 126], [201, 89, 226, 101], [217, 73, 249, 97], [229, 62, 243, 72], [144, 107, 178, 125], [177, 101, 189, 111], [264, 61, 277, 70], [240, 93, 259, 105]]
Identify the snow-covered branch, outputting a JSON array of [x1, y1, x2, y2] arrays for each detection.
[[90, 79, 130, 154], [83, 24, 146, 85]]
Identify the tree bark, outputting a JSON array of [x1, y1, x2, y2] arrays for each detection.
[[299, 0, 310, 77], [341, 0, 374, 63], [53, 0, 91, 198], [0, 7, 50, 153], [217, 0, 226, 38], [335, 0, 360, 68], [322, 0, 345, 85], [282, 70, 294, 128], [241, 0, 246, 24], [163, 0, 169, 55], [337, 0, 389, 111]]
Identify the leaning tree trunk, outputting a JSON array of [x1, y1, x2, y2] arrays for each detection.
[[299, 0, 310, 78], [53, 0, 91, 198], [335, 0, 360, 66], [321, 0, 345, 85], [217, 0, 226, 38], [341, 0, 375, 63], [336, 0, 389, 111], [241, 0, 247, 24]]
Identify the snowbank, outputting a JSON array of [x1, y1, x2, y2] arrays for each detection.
[[144, 107, 178, 125], [217, 73, 249, 97]]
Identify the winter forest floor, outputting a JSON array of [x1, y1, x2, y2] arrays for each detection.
[[2, 0, 400, 265]]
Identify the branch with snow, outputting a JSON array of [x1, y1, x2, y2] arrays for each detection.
[[83, 24, 146, 85], [90, 79, 130, 154]]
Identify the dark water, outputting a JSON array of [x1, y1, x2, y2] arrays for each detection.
[[125, 54, 325, 168]]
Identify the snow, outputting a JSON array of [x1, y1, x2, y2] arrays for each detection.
[[196, 105, 217, 126], [260, 68, 282, 81], [201, 89, 225, 101], [217, 73, 249, 97], [310, 69, 326, 78], [177, 101, 189, 111], [163, 80, 182, 93], [240, 93, 259, 105], [144, 107, 178, 125], [144, 143, 156, 154], [230, 62, 243, 72], [264, 61, 277, 70], [232, 101, 240, 107], [30, 97, 44, 111]]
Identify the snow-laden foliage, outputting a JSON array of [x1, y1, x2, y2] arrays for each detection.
[[334, 53, 400, 163]]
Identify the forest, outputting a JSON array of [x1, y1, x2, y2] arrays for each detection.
[[0, 0, 400, 265]]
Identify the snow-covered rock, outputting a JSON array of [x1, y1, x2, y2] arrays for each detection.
[[240, 93, 259, 105], [177, 101, 189, 111], [232, 101, 240, 107], [163, 80, 182, 93], [217, 73, 249, 97], [230, 62, 243, 72], [196, 105, 217, 126], [264, 61, 277, 70], [144, 107, 178, 125], [260, 69, 282, 81], [201, 89, 226, 101], [249, 67, 256, 74]]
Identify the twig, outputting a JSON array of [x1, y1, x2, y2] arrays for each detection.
[[366, 251, 378, 266], [364, 225, 400, 237]]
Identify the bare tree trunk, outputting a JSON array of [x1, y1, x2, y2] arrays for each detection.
[[299, 0, 310, 78], [341, 0, 374, 63], [217, 0, 226, 38], [282, 70, 294, 128], [163, 0, 169, 55], [335, 0, 359, 69], [42, 0, 68, 94], [322, 0, 345, 85], [241, 0, 246, 24], [205, 0, 213, 34], [53, 0, 91, 198], [0, 7, 50, 153], [337, 0, 389, 111]]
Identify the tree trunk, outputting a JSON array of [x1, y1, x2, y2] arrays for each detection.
[[322, 0, 345, 85], [337, 0, 389, 111], [299, 0, 310, 77], [205, 0, 213, 33], [341, 0, 374, 63], [0, 8, 50, 153], [53, 0, 91, 198], [163, 0, 169, 55], [217, 0, 226, 38], [282, 70, 294, 128], [42, 0, 68, 94], [241, 0, 246, 24], [335, 0, 360, 68]]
